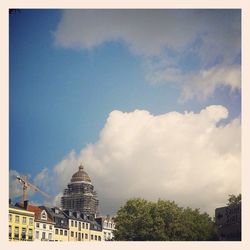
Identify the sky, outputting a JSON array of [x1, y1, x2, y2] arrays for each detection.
[[9, 9, 241, 216]]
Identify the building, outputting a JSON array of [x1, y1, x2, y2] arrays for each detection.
[[215, 203, 241, 240], [16, 201, 55, 241], [96, 215, 115, 241], [9, 200, 35, 241], [41, 206, 69, 241], [61, 164, 99, 217], [64, 210, 91, 241], [89, 220, 102, 241]]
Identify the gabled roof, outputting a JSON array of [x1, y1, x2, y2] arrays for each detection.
[[16, 202, 54, 224], [41, 206, 67, 219]]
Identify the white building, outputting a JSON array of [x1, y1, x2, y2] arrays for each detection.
[[96, 215, 116, 241], [16, 202, 55, 241]]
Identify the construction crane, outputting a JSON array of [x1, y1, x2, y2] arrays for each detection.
[[16, 175, 50, 203]]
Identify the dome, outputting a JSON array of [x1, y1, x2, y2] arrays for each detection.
[[71, 164, 91, 183]]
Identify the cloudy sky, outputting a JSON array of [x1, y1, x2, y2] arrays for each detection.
[[9, 9, 241, 216]]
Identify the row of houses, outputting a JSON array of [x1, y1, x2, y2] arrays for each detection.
[[9, 200, 115, 241]]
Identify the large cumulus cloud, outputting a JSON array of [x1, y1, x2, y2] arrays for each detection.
[[44, 105, 240, 216], [10, 106, 240, 215]]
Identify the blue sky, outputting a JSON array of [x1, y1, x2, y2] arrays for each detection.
[[9, 9, 241, 215]]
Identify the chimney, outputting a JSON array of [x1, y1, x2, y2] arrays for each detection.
[[24, 200, 28, 209]]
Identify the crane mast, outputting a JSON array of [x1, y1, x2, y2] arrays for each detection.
[[16, 175, 50, 204]]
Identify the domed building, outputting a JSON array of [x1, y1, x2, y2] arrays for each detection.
[[61, 164, 99, 217]]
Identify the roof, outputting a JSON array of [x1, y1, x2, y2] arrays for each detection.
[[90, 219, 102, 231], [9, 204, 35, 216], [71, 164, 91, 183], [16, 202, 54, 224], [41, 206, 67, 219]]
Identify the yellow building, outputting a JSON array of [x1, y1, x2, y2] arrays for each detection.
[[42, 206, 69, 242], [16, 202, 56, 241], [64, 210, 92, 241], [89, 221, 102, 241], [9, 202, 35, 241]]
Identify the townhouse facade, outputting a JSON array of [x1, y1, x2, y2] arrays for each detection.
[[9, 201, 35, 241], [16, 201, 55, 241], [42, 206, 69, 241], [64, 210, 91, 241], [89, 220, 102, 241], [96, 215, 115, 240]]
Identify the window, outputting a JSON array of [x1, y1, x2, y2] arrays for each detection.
[[75, 221, 77, 227], [21, 228, 26, 240], [29, 218, 33, 225], [82, 223, 85, 229], [9, 225, 12, 238], [42, 232, 46, 240], [64, 230, 67, 236], [60, 229, 63, 235], [15, 215, 19, 223], [95, 235, 97, 241], [98, 236, 101, 241], [36, 223, 40, 228], [78, 221, 81, 230], [86, 224, 88, 229], [91, 234, 93, 240], [48, 233, 52, 241], [49, 225, 52, 230], [55, 229, 58, 235], [71, 220, 73, 227], [85, 233, 88, 239], [9, 214, 12, 222], [43, 224, 46, 229], [82, 233, 84, 240], [28, 229, 33, 240], [14, 227, 19, 239], [75, 232, 77, 238], [71, 231, 74, 237], [41, 211, 47, 220], [22, 217, 26, 224], [36, 231, 39, 239]]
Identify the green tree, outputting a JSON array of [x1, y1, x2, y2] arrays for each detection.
[[227, 194, 241, 206], [114, 198, 218, 241]]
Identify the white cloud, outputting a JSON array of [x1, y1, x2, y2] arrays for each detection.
[[52, 192, 63, 207], [45, 106, 240, 216], [9, 170, 35, 201], [180, 65, 241, 101], [53, 10, 241, 101], [11, 106, 239, 214], [9, 170, 23, 199], [54, 10, 240, 59], [33, 167, 50, 191]]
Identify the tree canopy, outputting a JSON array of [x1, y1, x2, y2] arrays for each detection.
[[227, 194, 241, 206], [114, 198, 218, 241]]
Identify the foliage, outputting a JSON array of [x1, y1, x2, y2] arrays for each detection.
[[114, 198, 218, 241], [227, 194, 241, 206]]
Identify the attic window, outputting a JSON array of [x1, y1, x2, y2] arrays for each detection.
[[41, 210, 47, 220]]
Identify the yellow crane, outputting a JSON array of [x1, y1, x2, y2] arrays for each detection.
[[16, 175, 50, 203]]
